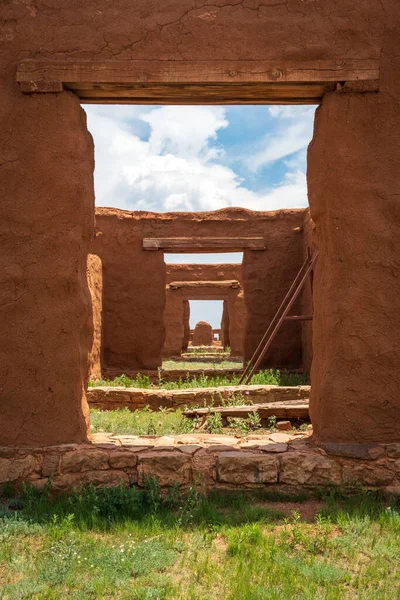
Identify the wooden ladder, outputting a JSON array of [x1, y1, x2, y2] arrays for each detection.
[[239, 250, 319, 385]]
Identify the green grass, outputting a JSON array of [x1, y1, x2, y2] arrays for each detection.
[[162, 360, 242, 370], [0, 483, 400, 599], [89, 403, 289, 437], [90, 407, 193, 436], [89, 369, 309, 390]]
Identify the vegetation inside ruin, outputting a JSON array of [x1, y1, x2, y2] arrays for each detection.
[[185, 345, 228, 355], [89, 369, 308, 390], [1, 482, 399, 599], [89, 406, 310, 437], [162, 359, 242, 370]]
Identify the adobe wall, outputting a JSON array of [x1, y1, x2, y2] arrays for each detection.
[[0, 67, 94, 446], [182, 301, 190, 353], [242, 214, 305, 368], [1, 0, 398, 448], [94, 208, 304, 369], [221, 301, 230, 349], [308, 26, 400, 444], [166, 264, 242, 285], [163, 288, 184, 357], [90, 212, 166, 370], [87, 254, 103, 381], [301, 209, 315, 374], [164, 263, 243, 357]]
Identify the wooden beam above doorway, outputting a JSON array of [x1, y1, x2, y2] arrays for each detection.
[[16, 59, 379, 104], [143, 237, 265, 252], [169, 280, 240, 290]]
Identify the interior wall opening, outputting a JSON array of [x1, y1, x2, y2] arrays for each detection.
[[85, 103, 315, 439]]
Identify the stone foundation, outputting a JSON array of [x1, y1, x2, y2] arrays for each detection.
[[2, 433, 399, 494], [87, 384, 310, 411]]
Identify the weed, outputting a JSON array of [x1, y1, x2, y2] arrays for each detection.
[[205, 412, 223, 433]]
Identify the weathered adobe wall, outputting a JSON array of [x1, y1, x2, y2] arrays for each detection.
[[164, 263, 243, 357], [1, 0, 398, 448], [87, 254, 103, 381], [242, 213, 305, 368], [228, 290, 246, 357], [91, 212, 166, 370], [94, 207, 305, 370], [192, 321, 213, 346], [2, 437, 400, 495], [163, 288, 184, 357], [308, 25, 400, 444], [182, 301, 190, 352], [221, 301, 230, 349], [301, 209, 315, 374], [166, 264, 242, 285]]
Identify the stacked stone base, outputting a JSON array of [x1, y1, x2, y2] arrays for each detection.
[[87, 384, 310, 411], [1, 434, 400, 495]]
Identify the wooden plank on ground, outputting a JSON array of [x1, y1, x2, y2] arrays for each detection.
[[184, 400, 309, 420], [143, 237, 265, 252]]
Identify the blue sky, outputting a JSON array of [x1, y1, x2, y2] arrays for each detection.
[[84, 104, 315, 328]]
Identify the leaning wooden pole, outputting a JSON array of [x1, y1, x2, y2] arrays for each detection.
[[239, 254, 312, 385], [243, 251, 319, 385]]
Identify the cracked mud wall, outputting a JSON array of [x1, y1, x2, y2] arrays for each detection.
[[0, 78, 94, 446], [94, 208, 304, 369], [301, 209, 315, 374], [91, 213, 167, 370], [242, 212, 305, 369], [87, 254, 103, 381], [1, 0, 397, 447], [308, 23, 400, 444]]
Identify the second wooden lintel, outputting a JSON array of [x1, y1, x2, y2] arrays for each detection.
[[143, 237, 266, 252]]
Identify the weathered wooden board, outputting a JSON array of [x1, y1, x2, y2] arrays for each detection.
[[184, 400, 310, 420], [169, 280, 240, 290], [143, 237, 265, 252], [16, 59, 379, 104]]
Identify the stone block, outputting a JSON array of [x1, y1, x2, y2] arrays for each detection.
[[269, 433, 291, 443], [386, 444, 400, 458], [217, 451, 278, 484], [342, 463, 394, 487], [277, 421, 292, 431], [0, 456, 36, 483], [52, 470, 129, 493], [320, 443, 385, 460], [280, 452, 342, 485], [138, 451, 192, 486], [109, 451, 138, 469], [259, 443, 288, 453], [192, 448, 217, 485], [42, 453, 61, 476], [61, 450, 109, 473]]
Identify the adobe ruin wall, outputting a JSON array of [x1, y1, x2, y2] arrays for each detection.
[[87, 254, 103, 381], [1, 0, 399, 448], [92, 207, 306, 371]]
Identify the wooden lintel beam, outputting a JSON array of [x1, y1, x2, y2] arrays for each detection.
[[169, 280, 240, 290], [143, 237, 265, 252], [16, 59, 379, 103]]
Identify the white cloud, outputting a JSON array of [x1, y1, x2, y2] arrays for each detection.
[[84, 105, 311, 212], [247, 106, 315, 171]]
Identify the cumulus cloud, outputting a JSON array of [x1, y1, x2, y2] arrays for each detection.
[[247, 105, 315, 171], [84, 104, 312, 212]]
